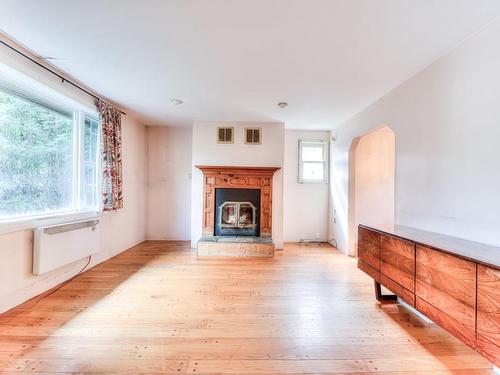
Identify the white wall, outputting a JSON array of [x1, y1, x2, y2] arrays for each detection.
[[0, 115, 146, 313], [146, 126, 192, 240], [190, 121, 284, 249], [329, 17, 500, 254], [283, 130, 330, 242]]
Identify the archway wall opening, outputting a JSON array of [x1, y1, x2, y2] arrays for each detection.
[[328, 18, 500, 254], [348, 126, 395, 256], [328, 124, 395, 257]]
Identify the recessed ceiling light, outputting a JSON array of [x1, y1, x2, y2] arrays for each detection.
[[171, 98, 183, 105], [277, 102, 288, 109]]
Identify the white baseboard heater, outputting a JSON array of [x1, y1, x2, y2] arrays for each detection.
[[33, 218, 101, 275]]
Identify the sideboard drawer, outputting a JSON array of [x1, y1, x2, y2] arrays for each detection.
[[359, 226, 380, 244], [358, 240, 379, 270], [477, 265, 500, 366], [416, 297, 476, 348], [358, 259, 380, 283], [416, 245, 476, 347], [358, 227, 380, 270], [380, 274, 415, 307], [380, 235, 415, 291], [476, 334, 500, 367]]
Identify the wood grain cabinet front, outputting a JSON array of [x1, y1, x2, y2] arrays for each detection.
[[380, 235, 415, 292], [358, 227, 380, 271], [415, 245, 477, 348], [356, 225, 500, 366], [357, 259, 380, 283], [477, 265, 500, 366]]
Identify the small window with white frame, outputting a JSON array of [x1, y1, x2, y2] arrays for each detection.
[[298, 140, 328, 183]]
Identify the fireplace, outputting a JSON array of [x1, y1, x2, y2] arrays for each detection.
[[196, 166, 280, 257], [215, 188, 260, 236], [196, 165, 280, 243]]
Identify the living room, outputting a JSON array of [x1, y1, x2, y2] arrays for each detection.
[[0, 1, 499, 373]]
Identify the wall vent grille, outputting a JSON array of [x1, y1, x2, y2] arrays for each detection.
[[217, 127, 234, 144], [43, 219, 99, 235], [245, 128, 261, 144]]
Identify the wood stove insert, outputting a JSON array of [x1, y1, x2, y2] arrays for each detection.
[[215, 188, 260, 237], [196, 166, 280, 239]]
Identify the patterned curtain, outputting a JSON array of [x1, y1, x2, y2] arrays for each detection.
[[98, 100, 123, 211]]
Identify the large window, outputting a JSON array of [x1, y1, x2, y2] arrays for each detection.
[[0, 87, 100, 222], [298, 140, 329, 183]]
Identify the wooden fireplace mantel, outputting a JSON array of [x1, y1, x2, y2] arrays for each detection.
[[196, 165, 281, 238], [196, 165, 281, 175]]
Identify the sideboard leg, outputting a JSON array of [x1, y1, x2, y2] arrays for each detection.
[[374, 280, 398, 302]]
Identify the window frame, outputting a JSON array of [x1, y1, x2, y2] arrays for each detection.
[[298, 139, 329, 184], [0, 86, 100, 234], [79, 113, 101, 211]]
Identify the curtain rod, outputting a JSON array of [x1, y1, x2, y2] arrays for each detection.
[[0, 40, 127, 115]]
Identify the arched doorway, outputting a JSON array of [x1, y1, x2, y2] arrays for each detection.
[[347, 126, 395, 256]]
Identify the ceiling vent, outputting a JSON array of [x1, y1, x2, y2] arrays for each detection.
[[217, 127, 234, 144], [245, 128, 261, 145]]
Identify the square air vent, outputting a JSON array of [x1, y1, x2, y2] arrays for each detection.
[[245, 127, 261, 145], [217, 127, 234, 144]]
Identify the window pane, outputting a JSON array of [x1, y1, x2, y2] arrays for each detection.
[[82, 115, 99, 209], [0, 90, 74, 219], [302, 145, 324, 161], [302, 162, 324, 181]]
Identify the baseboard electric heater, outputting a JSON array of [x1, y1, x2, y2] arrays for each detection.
[[33, 218, 100, 275]]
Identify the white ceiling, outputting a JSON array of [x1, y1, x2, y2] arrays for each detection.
[[1, 0, 500, 129]]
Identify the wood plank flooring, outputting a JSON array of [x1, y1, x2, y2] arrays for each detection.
[[0, 241, 495, 374]]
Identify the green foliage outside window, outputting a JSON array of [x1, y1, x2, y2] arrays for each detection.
[[0, 90, 74, 218]]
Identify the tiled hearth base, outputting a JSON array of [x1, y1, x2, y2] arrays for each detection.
[[197, 237, 275, 257]]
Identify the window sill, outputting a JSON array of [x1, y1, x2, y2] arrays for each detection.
[[0, 210, 100, 236]]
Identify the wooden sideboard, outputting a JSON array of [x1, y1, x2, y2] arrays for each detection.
[[357, 224, 500, 366]]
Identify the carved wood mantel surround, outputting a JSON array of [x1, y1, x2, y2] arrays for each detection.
[[196, 166, 281, 238]]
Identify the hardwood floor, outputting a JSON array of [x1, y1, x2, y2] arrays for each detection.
[[0, 242, 495, 374]]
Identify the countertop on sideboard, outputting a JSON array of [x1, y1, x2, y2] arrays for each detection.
[[359, 224, 500, 269]]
